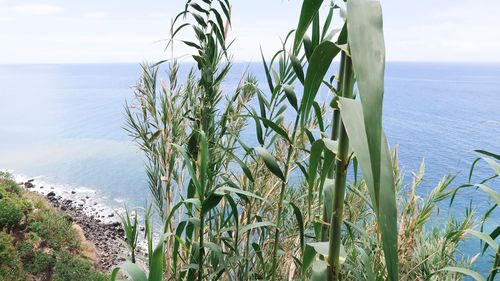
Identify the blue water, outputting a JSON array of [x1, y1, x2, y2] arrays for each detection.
[[0, 63, 499, 273]]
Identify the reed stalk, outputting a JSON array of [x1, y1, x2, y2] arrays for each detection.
[[271, 112, 301, 281], [328, 54, 354, 280], [321, 51, 347, 242]]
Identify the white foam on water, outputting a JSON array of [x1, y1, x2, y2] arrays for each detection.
[[10, 171, 124, 224]]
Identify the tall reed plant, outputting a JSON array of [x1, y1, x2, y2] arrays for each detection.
[[112, 0, 498, 280]]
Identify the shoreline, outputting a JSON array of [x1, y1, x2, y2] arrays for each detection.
[[19, 178, 127, 271]]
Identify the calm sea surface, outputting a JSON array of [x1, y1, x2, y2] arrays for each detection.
[[0, 62, 499, 273]]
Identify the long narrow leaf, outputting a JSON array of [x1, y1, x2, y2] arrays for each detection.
[[294, 0, 325, 51], [301, 41, 340, 126]]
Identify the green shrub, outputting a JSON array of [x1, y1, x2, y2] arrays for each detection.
[[27, 208, 80, 251], [17, 241, 35, 262], [53, 252, 107, 281], [30, 251, 56, 275], [0, 231, 25, 281], [18, 240, 56, 275], [0, 199, 24, 231]]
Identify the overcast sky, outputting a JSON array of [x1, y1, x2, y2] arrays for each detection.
[[0, 0, 499, 64]]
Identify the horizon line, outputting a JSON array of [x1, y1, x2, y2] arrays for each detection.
[[2, 60, 500, 66]]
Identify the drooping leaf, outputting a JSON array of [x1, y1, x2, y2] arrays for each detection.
[[347, 0, 386, 208], [313, 101, 324, 132], [289, 202, 305, 255], [122, 262, 147, 281], [482, 157, 500, 176], [483, 226, 500, 253], [284, 85, 299, 112], [216, 186, 267, 203], [467, 229, 499, 255], [346, 0, 398, 279], [311, 260, 328, 281], [239, 221, 275, 233], [247, 115, 291, 142], [475, 149, 500, 161], [201, 192, 223, 214], [475, 184, 500, 205], [440, 267, 486, 281], [256, 147, 285, 181], [338, 98, 398, 281], [290, 54, 305, 84], [303, 242, 346, 275]]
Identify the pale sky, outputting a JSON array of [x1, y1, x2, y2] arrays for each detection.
[[0, 0, 499, 64]]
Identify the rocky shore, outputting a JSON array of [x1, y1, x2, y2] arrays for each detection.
[[20, 179, 127, 271]]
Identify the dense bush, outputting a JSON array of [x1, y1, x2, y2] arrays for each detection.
[[17, 241, 56, 275], [53, 252, 107, 281], [0, 199, 24, 231]]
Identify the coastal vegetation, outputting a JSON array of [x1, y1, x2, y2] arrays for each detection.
[[1, 0, 497, 281], [114, 0, 499, 280], [0, 172, 107, 281]]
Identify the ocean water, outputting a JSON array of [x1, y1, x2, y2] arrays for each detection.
[[0, 62, 499, 273]]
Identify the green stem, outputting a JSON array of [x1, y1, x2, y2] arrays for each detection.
[[327, 55, 354, 280], [321, 52, 347, 242], [243, 201, 252, 280], [271, 112, 301, 281], [487, 252, 499, 281]]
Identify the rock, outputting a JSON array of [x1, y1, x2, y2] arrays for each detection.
[[24, 182, 34, 188], [71, 191, 76, 194], [108, 213, 114, 218], [27, 179, 34, 183], [47, 191, 56, 197], [40, 186, 44, 189]]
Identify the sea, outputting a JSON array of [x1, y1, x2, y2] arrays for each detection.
[[0, 62, 499, 274]]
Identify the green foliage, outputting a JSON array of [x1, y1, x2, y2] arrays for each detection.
[[118, 0, 498, 280], [0, 199, 24, 232], [17, 241, 56, 275], [27, 202, 80, 252], [443, 150, 500, 281], [118, 207, 139, 263], [0, 231, 25, 281], [53, 252, 107, 281], [0, 177, 106, 281]]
